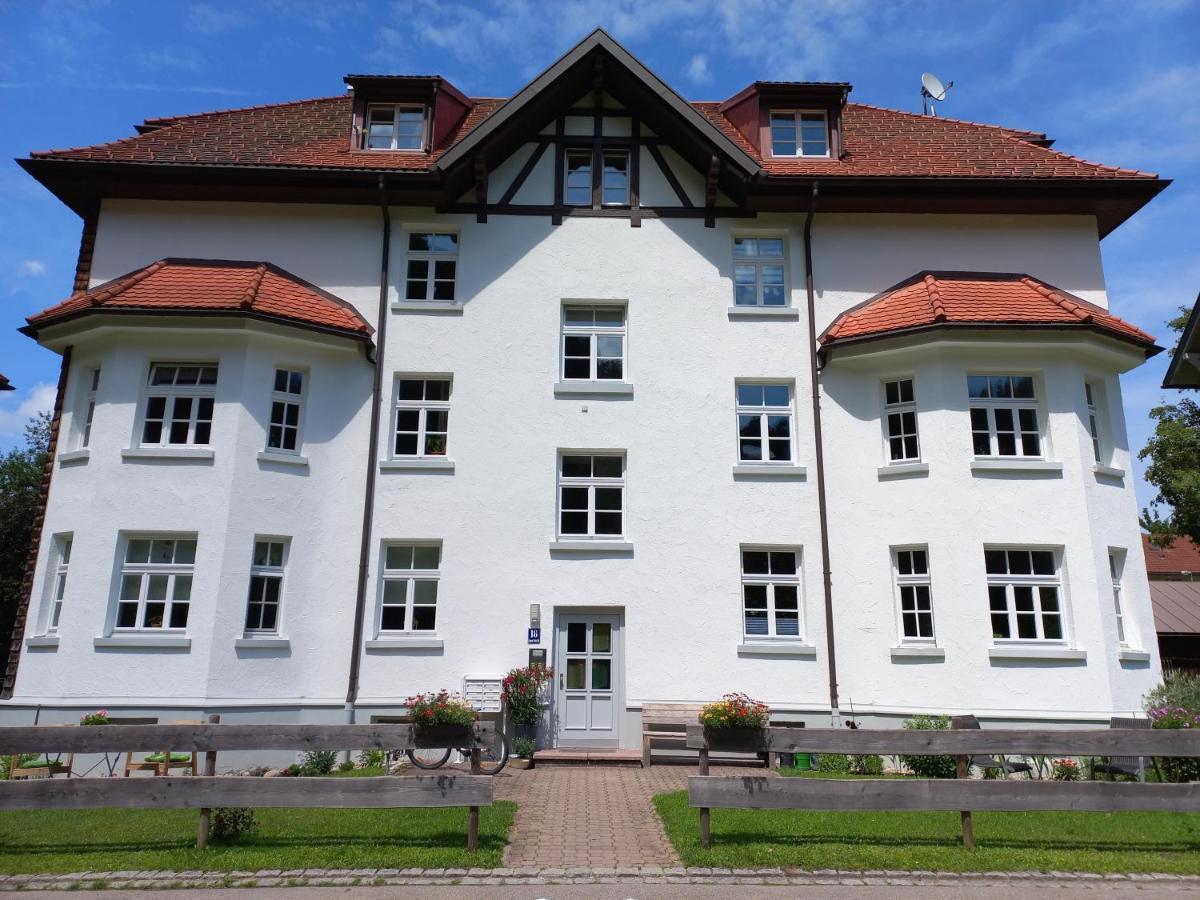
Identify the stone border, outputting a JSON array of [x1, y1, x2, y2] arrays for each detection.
[[1, 867, 1199, 891]]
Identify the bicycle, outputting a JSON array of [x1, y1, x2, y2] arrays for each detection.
[[402, 713, 509, 774]]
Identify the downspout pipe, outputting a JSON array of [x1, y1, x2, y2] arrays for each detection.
[[345, 175, 392, 719], [802, 181, 840, 723]]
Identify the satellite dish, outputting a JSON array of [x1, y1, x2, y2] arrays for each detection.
[[920, 72, 953, 116]]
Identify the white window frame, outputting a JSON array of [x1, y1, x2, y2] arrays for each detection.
[[1109, 548, 1129, 646], [402, 231, 458, 303], [392, 375, 452, 459], [732, 235, 788, 307], [557, 452, 626, 540], [378, 542, 441, 636], [561, 305, 627, 382], [740, 546, 803, 640], [78, 367, 100, 449], [244, 538, 287, 635], [601, 149, 630, 206], [882, 377, 920, 463], [563, 147, 593, 206], [113, 534, 197, 633], [968, 374, 1043, 459], [138, 363, 218, 448], [363, 103, 425, 151], [43, 534, 72, 634], [266, 367, 306, 455], [735, 381, 795, 465], [985, 546, 1066, 643], [768, 109, 830, 158], [892, 546, 935, 643]]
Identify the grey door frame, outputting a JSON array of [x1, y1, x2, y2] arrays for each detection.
[[552, 608, 624, 749]]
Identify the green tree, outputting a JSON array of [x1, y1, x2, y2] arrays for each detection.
[[0, 412, 51, 677], [1141, 307, 1200, 547]]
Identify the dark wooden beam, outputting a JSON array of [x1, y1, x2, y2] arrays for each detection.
[[440, 203, 752, 219], [630, 116, 641, 228], [646, 144, 693, 208], [552, 117, 565, 225], [705, 155, 721, 228], [498, 140, 551, 206], [473, 157, 488, 224]]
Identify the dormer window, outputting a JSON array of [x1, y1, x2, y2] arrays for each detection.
[[364, 104, 425, 151], [769, 110, 829, 158]]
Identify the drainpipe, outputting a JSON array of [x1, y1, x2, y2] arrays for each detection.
[[802, 181, 840, 724], [345, 175, 392, 719]]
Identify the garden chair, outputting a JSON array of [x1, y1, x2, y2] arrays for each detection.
[[124, 719, 198, 776], [6, 724, 73, 779], [955, 714, 1033, 779], [1089, 716, 1161, 783]]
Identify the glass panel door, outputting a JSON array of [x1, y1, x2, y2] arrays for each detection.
[[554, 614, 620, 748]]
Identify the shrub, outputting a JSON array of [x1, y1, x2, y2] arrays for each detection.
[[1149, 705, 1200, 783], [899, 714, 959, 779], [406, 690, 477, 728], [280, 764, 301, 777], [503, 665, 553, 725], [299, 750, 338, 776], [338, 760, 356, 773], [1053, 758, 1080, 781], [1144, 672, 1200, 715], [816, 753, 850, 774], [513, 737, 536, 759], [850, 754, 884, 776], [358, 749, 386, 769], [209, 807, 257, 841], [699, 693, 770, 729], [79, 709, 109, 726]]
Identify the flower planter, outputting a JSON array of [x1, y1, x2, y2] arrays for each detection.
[[513, 722, 537, 741], [703, 726, 767, 751], [411, 724, 473, 748], [510, 757, 534, 770]]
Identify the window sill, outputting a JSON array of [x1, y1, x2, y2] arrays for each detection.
[[257, 451, 309, 468], [553, 381, 635, 397], [727, 306, 799, 320], [970, 459, 1063, 475], [988, 645, 1085, 662], [549, 540, 634, 554], [877, 462, 929, 480], [732, 464, 807, 480], [58, 449, 90, 466], [121, 447, 215, 462], [890, 644, 945, 659], [737, 641, 817, 657], [379, 458, 455, 472], [1093, 464, 1126, 479], [365, 637, 444, 651], [234, 637, 291, 650], [94, 635, 191, 650], [1117, 648, 1151, 662], [391, 301, 463, 315], [25, 635, 60, 650]]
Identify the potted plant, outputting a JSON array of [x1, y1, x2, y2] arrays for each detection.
[[405, 690, 476, 748], [79, 709, 109, 726], [510, 736, 536, 770], [699, 692, 770, 750], [503, 664, 552, 742]]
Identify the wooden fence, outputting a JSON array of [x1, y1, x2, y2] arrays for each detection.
[[0, 717, 497, 851], [685, 724, 1200, 849]]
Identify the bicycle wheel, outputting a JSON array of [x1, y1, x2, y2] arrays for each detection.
[[475, 740, 509, 775], [406, 747, 452, 769]]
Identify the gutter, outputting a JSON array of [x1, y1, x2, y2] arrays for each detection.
[[345, 175, 392, 717], [802, 182, 840, 722]]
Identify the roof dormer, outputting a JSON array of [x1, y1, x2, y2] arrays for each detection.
[[719, 81, 850, 160], [344, 75, 474, 153]]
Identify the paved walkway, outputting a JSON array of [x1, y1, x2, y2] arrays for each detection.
[[492, 762, 754, 868]]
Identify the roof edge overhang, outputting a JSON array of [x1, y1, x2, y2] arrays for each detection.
[[1162, 291, 1200, 388]]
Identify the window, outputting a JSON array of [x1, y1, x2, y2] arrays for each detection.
[[985, 548, 1063, 641], [1085, 381, 1104, 464], [364, 104, 424, 151], [1109, 549, 1127, 645], [46, 535, 71, 633], [245, 539, 286, 633], [558, 453, 624, 538], [115, 537, 196, 631], [404, 232, 457, 302], [393, 377, 450, 457], [733, 237, 787, 307], [736, 383, 793, 463], [741, 548, 801, 638], [379, 543, 440, 633], [769, 110, 829, 157], [883, 378, 919, 463], [564, 149, 592, 205], [602, 150, 630, 205], [79, 368, 100, 448], [141, 364, 217, 447], [894, 548, 934, 641], [561, 306, 625, 381], [968, 375, 1040, 458], [267, 368, 304, 453]]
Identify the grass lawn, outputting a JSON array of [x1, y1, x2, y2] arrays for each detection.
[[654, 790, 1200, 873], [0, 767, 515, 875]]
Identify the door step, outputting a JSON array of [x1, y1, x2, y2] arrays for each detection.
[[533, 748, 643, 767]]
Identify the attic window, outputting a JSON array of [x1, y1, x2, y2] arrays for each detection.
[[364, 104, 425, 151], [769, 110, 829, 158]]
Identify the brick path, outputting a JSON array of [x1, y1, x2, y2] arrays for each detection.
[[492, 762, 754, 867]]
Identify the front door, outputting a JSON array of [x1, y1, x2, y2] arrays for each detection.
[[554, 613, 621, 748]]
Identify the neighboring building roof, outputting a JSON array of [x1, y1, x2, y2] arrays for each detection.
[[1161, 291, 1200, 388], [820, 271, 1158, 352], [1142, 533, 1200, 575], [1149, 582, 1200, 635], [23, 258, 373, 341], [0, 373, 12, 391]]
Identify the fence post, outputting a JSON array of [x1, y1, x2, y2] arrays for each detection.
[[195, 713, 220, 850], [950, 716, 974, 850], [467, 745, 481, 852], [698, 745, 711, 849]]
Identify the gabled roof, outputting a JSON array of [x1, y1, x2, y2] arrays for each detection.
[[1143, 533, 1200, 575], [0, 373, 12, 391], [820, 271, 1158, 353], [1162, 291, 1200, 388], [23, 258, 373, 342]]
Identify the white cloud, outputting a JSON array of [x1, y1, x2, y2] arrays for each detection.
[[0, 383, 56, 445], [18, 260, 46, 277], [686, 53, 712, 85], [188, 4, 251, 36]]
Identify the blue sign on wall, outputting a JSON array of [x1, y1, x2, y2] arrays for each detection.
[[527, 627, 541, 644]]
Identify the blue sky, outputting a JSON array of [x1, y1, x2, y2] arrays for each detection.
[[1, 0, 1197, 513]]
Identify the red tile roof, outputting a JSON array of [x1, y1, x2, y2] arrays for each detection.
[[25, 259, 372, 340], [30, 94, 1156, 182], [1143, 533, 1200, 575], [820, 272, 1157, 349]]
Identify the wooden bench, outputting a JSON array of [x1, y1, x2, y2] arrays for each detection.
[[642, 704, 776, 768]]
